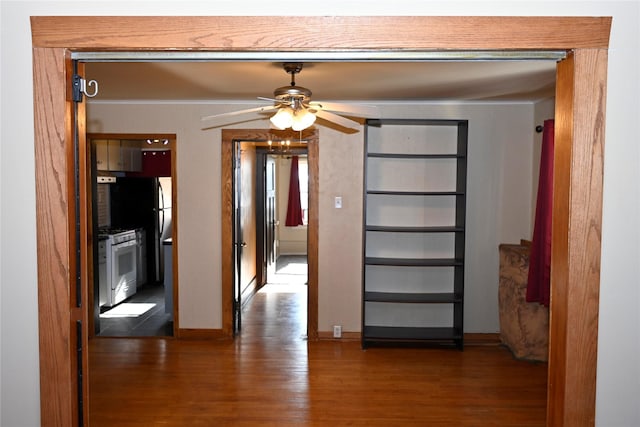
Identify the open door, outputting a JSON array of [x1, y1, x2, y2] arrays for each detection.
[[256, 151, 277, 287], [265, 155, 277, 281], [71, 59, 92, 427], [232, 139, 244, 335]]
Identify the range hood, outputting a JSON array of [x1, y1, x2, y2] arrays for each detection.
[[97, 171, 117, 183]]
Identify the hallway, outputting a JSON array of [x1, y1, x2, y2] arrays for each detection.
[[239, 255, 308, 342]]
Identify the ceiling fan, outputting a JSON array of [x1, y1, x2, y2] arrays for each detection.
[[201, 62, 379, 131]]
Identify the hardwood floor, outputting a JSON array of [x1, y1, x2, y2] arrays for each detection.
[[89, 266, 547, 426]]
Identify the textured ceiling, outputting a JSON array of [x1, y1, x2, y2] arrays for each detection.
[[85, 60, 557, 103]]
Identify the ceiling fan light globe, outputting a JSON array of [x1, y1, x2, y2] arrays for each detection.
[[292, 109, 316, 131], [270, 107, 294, 130]]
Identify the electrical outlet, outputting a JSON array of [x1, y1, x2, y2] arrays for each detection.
[[333, 325, 342, 338]]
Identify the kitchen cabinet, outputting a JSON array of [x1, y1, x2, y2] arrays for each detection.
[[120, 140, 143, 172], [94, 139, 142, 172], [95, 139, 110, 171], [362, 118, 468, 349]]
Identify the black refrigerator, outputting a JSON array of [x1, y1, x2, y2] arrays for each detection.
[[110, 176, 172, 285]]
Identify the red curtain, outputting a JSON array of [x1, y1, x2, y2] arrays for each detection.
[[285, 156, 304, 227], [526, 119, 555, 306]]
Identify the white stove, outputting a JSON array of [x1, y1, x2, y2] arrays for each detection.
[[99, 227, 137, 242], [99, 228, 138, 307]]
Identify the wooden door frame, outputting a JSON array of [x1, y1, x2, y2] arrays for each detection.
[[222, 129, 319, 339], [31, 16, 611, 427]]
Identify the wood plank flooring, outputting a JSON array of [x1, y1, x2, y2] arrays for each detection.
[[89, 277, 547, 426]]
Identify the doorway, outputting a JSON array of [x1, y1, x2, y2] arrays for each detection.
[[263, 153, 309, 288], [232, 137, 312, 337], [31, 16, 610, 427], [254, 150, 309, 338], [87, 134, 177, 338]]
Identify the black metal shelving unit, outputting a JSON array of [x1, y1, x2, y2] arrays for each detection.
[[362, 118, 468, 349]]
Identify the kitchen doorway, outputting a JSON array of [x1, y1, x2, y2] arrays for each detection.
[[88, 134, 177, 338]]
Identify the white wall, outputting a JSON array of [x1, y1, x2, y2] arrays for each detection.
[[1, 2, 638, 427]]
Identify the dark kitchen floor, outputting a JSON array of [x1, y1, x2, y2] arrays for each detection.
[[98, 283, 173, 337]]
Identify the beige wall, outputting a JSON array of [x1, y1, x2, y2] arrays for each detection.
[[317, 126, 365, 332], [377, 103, 536, 333], [87, 100, 536, 334]]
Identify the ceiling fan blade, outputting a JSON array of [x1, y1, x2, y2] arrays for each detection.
[[201, 105, 278, 122], [257, 96, 282, 103], [308, 101, 379, 118], [314, 109, 361, 130]]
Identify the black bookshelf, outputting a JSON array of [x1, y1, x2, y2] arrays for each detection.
[[362, 118, 468, 349]]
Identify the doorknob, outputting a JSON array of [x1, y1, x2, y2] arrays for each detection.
[[237, 241, 247, 247]]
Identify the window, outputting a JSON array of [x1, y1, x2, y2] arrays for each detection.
[[298, 156, 309, 225]]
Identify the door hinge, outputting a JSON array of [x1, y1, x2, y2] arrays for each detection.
[[72, 74, 99, 102]]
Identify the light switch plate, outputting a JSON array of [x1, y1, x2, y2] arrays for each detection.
[[334, 196, 343, 209]]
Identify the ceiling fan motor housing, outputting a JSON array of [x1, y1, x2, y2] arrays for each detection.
[[273, 85, 312, 104], [274, 62, 312, 105]]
